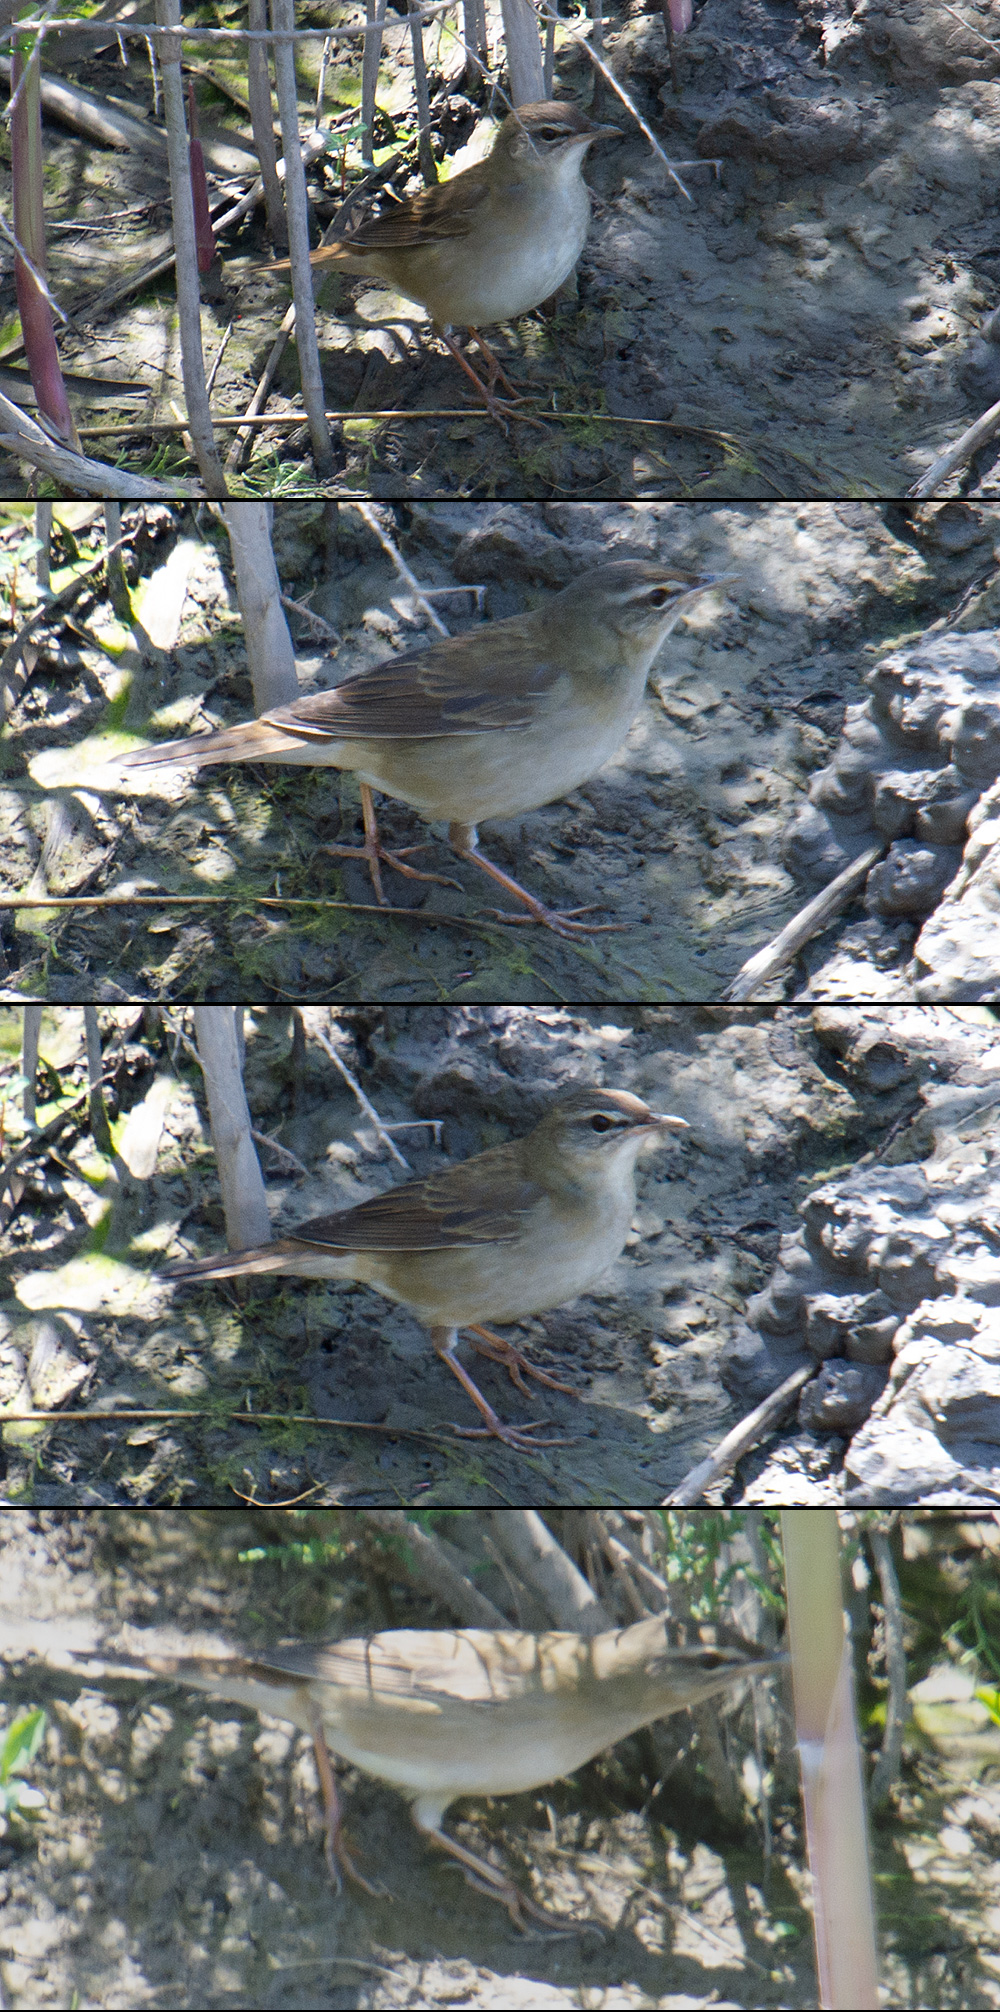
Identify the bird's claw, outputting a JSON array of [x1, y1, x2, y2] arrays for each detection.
[[479, 903, 628, 936], [449, 1417, 576, 1452]]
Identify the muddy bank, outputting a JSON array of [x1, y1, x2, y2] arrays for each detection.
[[3, 1001, 995, 1507], [5, 1, 1000, 497], [5, 498, 999, 1003]]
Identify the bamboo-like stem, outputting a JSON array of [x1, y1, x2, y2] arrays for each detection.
[[361, 0, 386, 165], [222, 502, 299, 709], [500, 0, 544, 102], [10, 3, 78, 448], [781, 1511, 880, 2010], [192, 1008, 273, 1251], [247, 0, 286, 245], [269, 0, 334, 477], [152, 0, 226, 495]]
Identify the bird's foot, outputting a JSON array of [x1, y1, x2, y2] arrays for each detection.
[[469, 327, 539, 404], [323, 1820, 390, 1901], [427, 1825, 603, 1938], [465, 1324, 578, 1400], [437, 325, 548, 432], [481, 901, 628, 937], [453, 1863, 589, 1938], [447, 830, 628, 937], [321, 837, 460, 903], [322, 781, 461, 904], [449, 1413, 576, 1452], [435, 1326, 576, 1453], [462, 387, 549, 435]]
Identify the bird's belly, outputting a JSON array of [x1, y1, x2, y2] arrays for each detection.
[[347, 689, 646, 825], [379, 203, 589, 326], [324, 1698, 664, 1805], [344, 1209, 630, 1328]]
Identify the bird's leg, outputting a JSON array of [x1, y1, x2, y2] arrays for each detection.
[[434, 326, 548, 433], [467, 328, 528, 402], [306, 1699, 387, 1898], [411, 1806, 587, 1937], [448, 822, 628, 938], [431, 1326, 576, 1452], [321, 782, 461, 903], [465, 1323, 578, 1400]]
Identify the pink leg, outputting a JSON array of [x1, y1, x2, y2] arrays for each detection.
[[432, 1326, 576, 1453], [465, 1323, 578, 1400], [321, 782, 460, 904], [448, 823, 628, 938], [307, 1701, 387, 1898], [435, 326, 548, 433]]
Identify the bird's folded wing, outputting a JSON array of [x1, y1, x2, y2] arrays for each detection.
[[240, 1629, 554, 1705], [287, 1159, 545, 1251], [328, 172, 491, 252], [261, 630, 564, 741]]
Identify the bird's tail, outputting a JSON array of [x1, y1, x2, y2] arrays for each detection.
[[118, 722, 305, 769], [261, 241, 354, 276], [158, 1239, 305, 1281]]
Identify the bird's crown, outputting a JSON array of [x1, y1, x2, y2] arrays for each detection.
[[538, 1086, 688, 1148], [498, 99, 611, 158]]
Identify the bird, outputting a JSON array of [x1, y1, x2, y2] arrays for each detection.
[[263, 100, 619, 421], [156, 1085, 690, 1453], [116, 560, 736, 937], [87, 1617, 783, 1927]]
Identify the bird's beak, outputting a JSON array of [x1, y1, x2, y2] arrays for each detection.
[[648, 1113, 691, 1133], [588, 122, 623, 138]]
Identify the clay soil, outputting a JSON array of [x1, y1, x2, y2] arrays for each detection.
[[4, 0, 1000, 498], [2, 1001, 994, 1508], [5, 498, 999, 1005], [0, 1510, 997, 2010]]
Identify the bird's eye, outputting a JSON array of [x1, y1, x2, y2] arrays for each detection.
[[539, 127, 562, 142], [589, 1113, 615, 1132], [647, 587, 673, 608]]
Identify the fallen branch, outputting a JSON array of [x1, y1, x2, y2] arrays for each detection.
[[0, 389, 197, 497], [721, 843, 887, 1001], [662, 1364, 814, 1505], [303, 1012, 411, 1166], [906, 391, 1000, 498], [360, 1510, 509, 1626]]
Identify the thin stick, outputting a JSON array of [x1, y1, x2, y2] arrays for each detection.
[[152, 0, 226, 496], [0, 12, 457, 47], [535, 0, 695, 202], [21, 1004, 41, 1132], [270, 0, 333, 477], [662, 1365, 814, 1505], [350, 501, 450, 634], [867, 1522, 908, 1812], [906, 391, 1000, 498], [361, 0, 387, 165], [721, 843, 887, 1002], [0, 1407, 461, 1447], [0, 891, 519, 935], [74, 409, 768, 450], [302, 1014, 410, 1166]]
